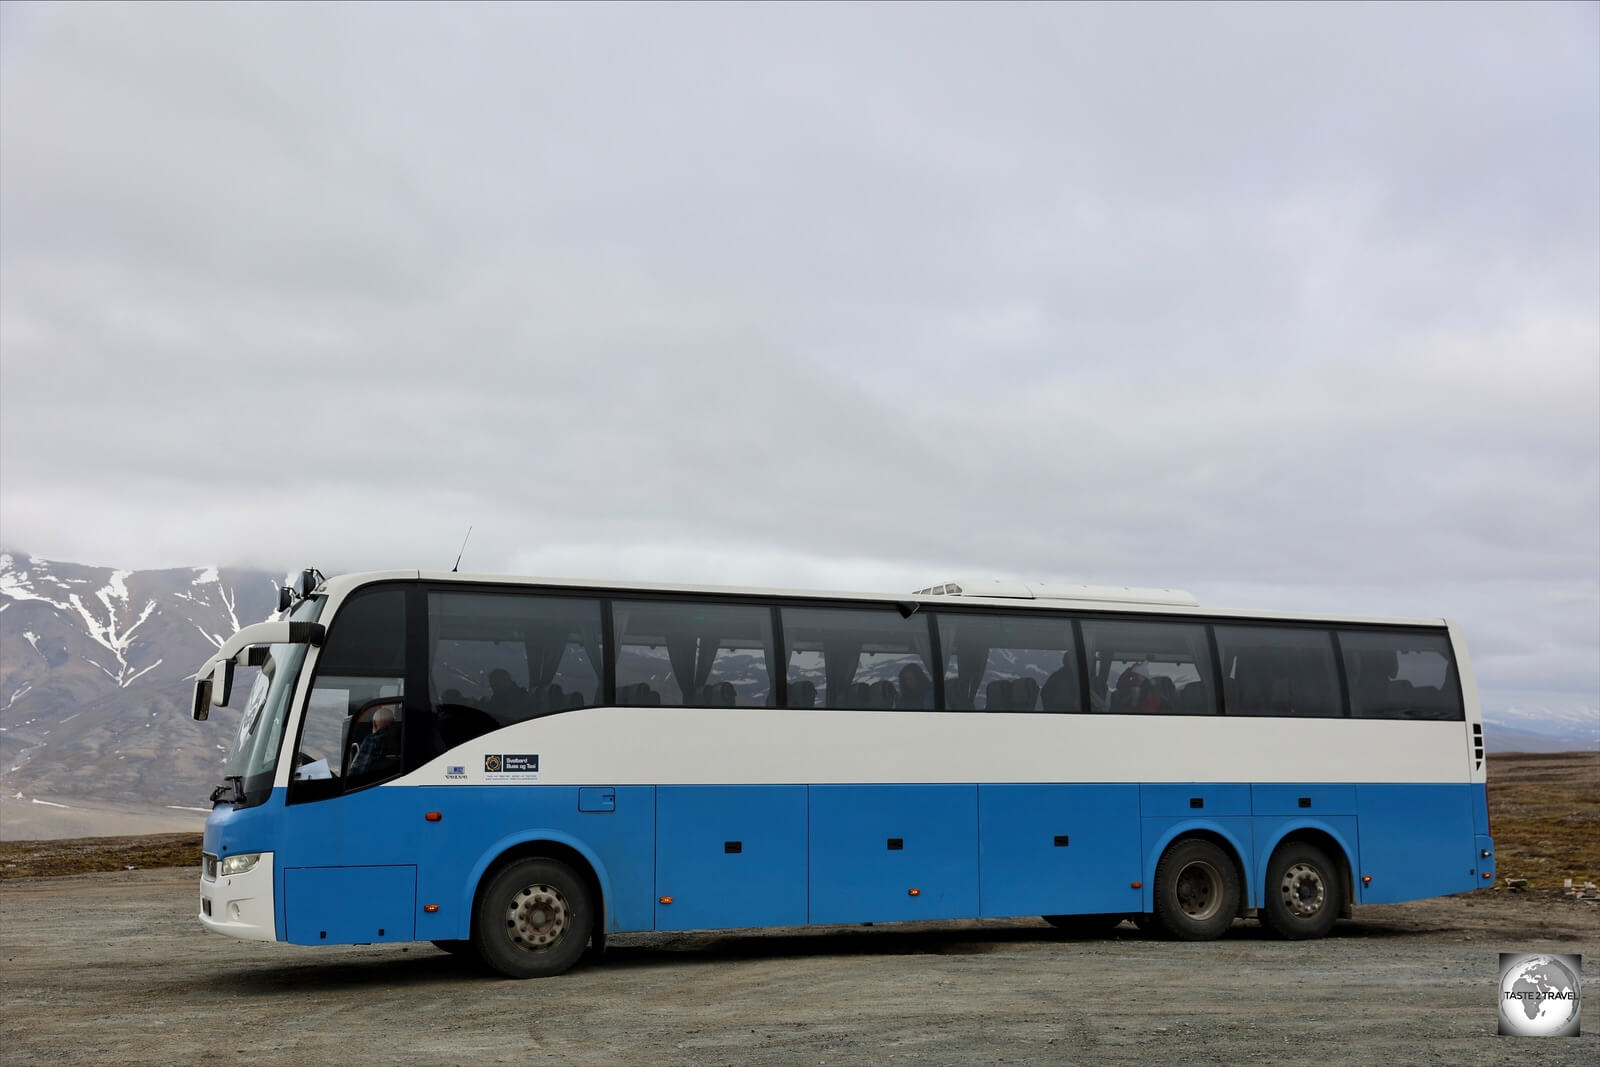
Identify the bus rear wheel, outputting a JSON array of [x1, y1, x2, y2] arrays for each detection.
[[1261, 842, 1340, 940], [474, 857, 593, 978], [1152, 838, 1239, 941]]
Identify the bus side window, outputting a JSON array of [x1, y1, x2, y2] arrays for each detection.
[[780, 606, 935, 710], [936, 613, 1079, 713], [1079, 619, 1216, 715], [1214, 626, 1340, 717], [428, 591, 604, 732], [612, 600, 775, 707], [1340, 630, 1463, 720]]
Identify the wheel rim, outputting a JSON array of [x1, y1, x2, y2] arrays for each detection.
[[1278, 861, 1326, 919], [504, 882, 569, 952], [1174, 859, 1223, 921]]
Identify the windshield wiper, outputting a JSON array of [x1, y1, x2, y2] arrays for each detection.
[[209, 775, 247, 806]]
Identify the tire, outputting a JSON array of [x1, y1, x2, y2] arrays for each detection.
[[1152, 837, 1240, 941], [473, 857, 593, 978], [1260, 841, 1341, 940], [1042, 913, 1126, 937], [430, 939, 471, 955]]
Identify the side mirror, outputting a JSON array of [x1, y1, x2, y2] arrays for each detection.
[[277, 587, 294, 613], [192, 677, 213, 721], [212, 659, 236, 708], [296, 568, 318, 599]]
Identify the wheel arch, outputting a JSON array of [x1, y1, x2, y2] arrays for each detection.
[[1256, 823, 1356, 918], [463, 832, 611, 942], [1142, 822, 1251, 917]]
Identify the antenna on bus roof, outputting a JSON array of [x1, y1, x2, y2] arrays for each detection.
[[452, 526, 473, 573]]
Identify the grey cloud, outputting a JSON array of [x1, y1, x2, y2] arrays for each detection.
[[1, 2, 1595, 710]]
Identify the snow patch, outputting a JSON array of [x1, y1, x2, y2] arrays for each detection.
[[191, 622, 226, 650], [66, 589, 160, 687]]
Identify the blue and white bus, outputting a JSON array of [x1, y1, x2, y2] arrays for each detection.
[[193, 569, 1494, 978]]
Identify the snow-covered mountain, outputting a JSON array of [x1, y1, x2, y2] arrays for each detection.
[[0, 551, 284, 822], [1480, 701, 1600, 754]]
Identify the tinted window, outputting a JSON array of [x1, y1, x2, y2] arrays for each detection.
[[781, 606, 934, 709], [613, 600, 774, 707], [1215, 626, 1342, 717], [1080, 618, 1216, 715], [938, 613, 1080, 712], [1340, 630, 1463, 720], [429, 592, 603, 734]]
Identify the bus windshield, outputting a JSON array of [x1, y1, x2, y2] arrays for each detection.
[[220, 597, 322, 802]]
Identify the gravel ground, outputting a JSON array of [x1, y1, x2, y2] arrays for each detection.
[[2, 869, 1597, 1065]]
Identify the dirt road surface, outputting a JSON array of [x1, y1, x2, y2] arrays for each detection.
[[2, 870, 1596, 1065]]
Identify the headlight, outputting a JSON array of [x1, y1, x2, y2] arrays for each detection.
[[220, 852, 262, 876]]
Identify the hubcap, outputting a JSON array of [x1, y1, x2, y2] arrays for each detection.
[[505, 883, 569, 951], [1175, 860, 1222, 920], [1279, 862, 1326, 918]]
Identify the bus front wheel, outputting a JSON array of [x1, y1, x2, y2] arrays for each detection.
[[1260, 842, 1340, 940], [1152, 838, 1239, 941], [474, 857, 593, 978]]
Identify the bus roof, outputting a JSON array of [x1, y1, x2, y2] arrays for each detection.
[[303, 569, 1451, 631]]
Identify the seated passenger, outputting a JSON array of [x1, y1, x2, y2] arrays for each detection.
[[1040, 654, 1076, 711], [348, 705, 402, 778], [617, 682, 662, 706], [1139, 675, 1176, 714], [485, 668, 529, 724], [898, 664, 933, 709], [1110, 667, 1145, 714], [700, 681, 737, 706]]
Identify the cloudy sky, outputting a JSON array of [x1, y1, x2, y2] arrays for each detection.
[[1, 2, 1596, 722]]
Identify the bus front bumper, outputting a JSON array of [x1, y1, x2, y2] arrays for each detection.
[[199, 850, 277, 942]]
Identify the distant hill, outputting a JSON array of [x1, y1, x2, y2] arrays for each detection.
[[1, 552, 283, 827]]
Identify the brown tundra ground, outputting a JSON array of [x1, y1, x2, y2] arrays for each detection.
[[2, 751, 1596, 1065]]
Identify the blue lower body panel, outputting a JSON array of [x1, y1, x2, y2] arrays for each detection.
[[284, 865, 416, 944], [1355, 784, 1481, 903], [979, 784, 1142, 917], [656, 786, 808, 930], [809, 785, 979, 924], [236, 779, 1492, 945]]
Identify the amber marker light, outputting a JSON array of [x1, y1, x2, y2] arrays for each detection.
[[659, 896, 674, 905], [1362, 875, 1372, 885], [907, 888, 921, 896], [423, 905, 439, 913], [425, 812, 442, 822], [1131, 881, 1143, 889]]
